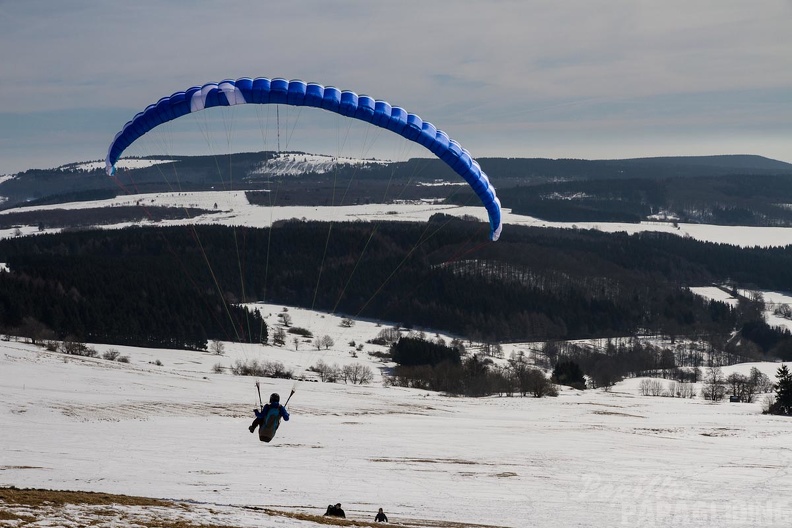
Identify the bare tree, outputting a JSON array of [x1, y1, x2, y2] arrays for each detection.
[[701, 366, 726, 401], [639, 379, 664, 397], [312, 360, 341, 382], [523, 368, 554, 397], [321, 335, 335, 350], [726, 372, 748, 401], [774, 304, 792, 319], [342, 363, 374, 385], [678, 382, 696, 399], [481, 342, 503, 358], [60, 336, 96, 357], [375, 327, 400, 345], [18, 317, 54, 345], [102, 349, 121, 361], [210, 340, 225, 355], [273, 327, 286, 346], [750, 367, 773, 394]]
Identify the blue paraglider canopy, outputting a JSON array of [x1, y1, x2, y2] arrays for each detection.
[[105, 77, 502, 241]]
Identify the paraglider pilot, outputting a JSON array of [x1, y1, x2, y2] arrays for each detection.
[[249, 393, 290, 433]]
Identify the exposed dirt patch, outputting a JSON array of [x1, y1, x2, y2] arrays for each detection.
[[370, 457, 484, 465], [592, 410, 645, 418], [0, 487, 513, 528], [699, 427, 742, 437]]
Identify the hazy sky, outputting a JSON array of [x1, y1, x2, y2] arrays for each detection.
[[1, 0, 791, 174]]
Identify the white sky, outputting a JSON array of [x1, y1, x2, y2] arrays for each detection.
[[1, 1, 791, 173]]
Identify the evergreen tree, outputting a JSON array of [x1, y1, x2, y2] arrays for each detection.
[[552, 360, 586, 389], [770, 364, 792, 415], [390, 336, 461, 367]]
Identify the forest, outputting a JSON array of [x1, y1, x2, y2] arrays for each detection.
[[1, 218, 791, 359], [481, 174, 792, 226]]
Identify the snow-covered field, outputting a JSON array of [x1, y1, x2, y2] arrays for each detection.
[[5, 188, 792, 249], [1, 303, 791, 527], [2, 168, 792, 526]]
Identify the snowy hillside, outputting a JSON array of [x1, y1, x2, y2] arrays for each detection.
[[691, 287, 792, 334], [2, 154, 792, 526], [1, 303, 791, 527], [6, 185, 792, 249], [250, 152, 389, 177], [71, 159, 177, 172], [55, 153, 389, 176]]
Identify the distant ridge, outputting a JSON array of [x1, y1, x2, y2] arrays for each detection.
[[2, 151, 792, 210], [616, 154, 792, 171]]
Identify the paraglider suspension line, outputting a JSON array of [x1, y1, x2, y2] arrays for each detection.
[[255, 381, 263, 409]]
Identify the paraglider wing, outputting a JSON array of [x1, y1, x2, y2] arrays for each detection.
[[105, 77, 503, 241]]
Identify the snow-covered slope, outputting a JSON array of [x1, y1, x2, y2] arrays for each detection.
[[1, 303, 790, 527], [71, 159, 177, 172], [5, 186, 792, 249], [250, 152, 389, 176]]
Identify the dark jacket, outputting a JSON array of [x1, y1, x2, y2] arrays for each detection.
[[256, 402, 289, 421], [375, 511, 388, 522]]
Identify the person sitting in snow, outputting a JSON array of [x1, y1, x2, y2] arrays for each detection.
[[249, 392, 289, 433], [374, 507, 388, 522], [324, 503, 345, 518]]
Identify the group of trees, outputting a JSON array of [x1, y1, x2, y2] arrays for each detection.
[[532, 333, 792, 393], [634, 364, 781, 406], [387, 337, 555, 397], [229, 358, 293, 378], [723, 368, 774, 402], [638, 379, 697, 398], [0, 229, 270, 350], [539, 339, 691, 390], [310, 360, 374, 385], [385, 333, 792, 416], [495, 174, 792, 227]]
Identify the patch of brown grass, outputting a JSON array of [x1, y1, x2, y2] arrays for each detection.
[[0, 509, 34, 521], [0, 486, 169, 507], [0, 487, 514, 528]]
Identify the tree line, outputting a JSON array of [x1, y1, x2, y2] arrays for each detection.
[[1, 219, 791, 357], [450, 173, 792, 226]]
